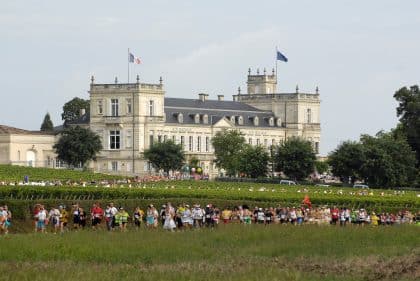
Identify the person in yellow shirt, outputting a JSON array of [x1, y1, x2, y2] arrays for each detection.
[[221, 208, 232, 224], [59, 205, 69, 233], [370, 212, 379, 226]]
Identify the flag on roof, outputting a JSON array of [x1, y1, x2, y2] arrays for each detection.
[[129, 52, 141, 64], [276, 50, 288, 62]]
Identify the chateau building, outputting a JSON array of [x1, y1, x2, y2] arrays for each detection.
[[0, 69, 320, 178]]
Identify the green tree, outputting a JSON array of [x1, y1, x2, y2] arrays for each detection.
[[61, 97, 90, 123], [40, 113, 54, 132], [360, 132, 417, 187], [275, 137, 316, 180], [143, 140, 185, 174], [314, 160, 329, 175], [53, 126, 102, 167], [238, 144, 270, 178], [328, 141, 365, 184], [211, 129, 246, 176], [394, 85, 420, 166]]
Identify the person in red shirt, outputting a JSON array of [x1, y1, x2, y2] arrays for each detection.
[[330, 206, 339, 225], [90, 203, 103, 230]]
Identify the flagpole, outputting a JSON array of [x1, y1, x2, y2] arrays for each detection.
[[275, 46, 278, 84], [128, 48, 130, 83]]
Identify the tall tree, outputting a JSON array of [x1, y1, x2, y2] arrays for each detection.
[[61, 97, 90, 123], [53, 126, 102, 167], [394, 85, 420, 166], [143, 140, 185, 174], [275, 137, 316, 181], [359, 132, 417, 187], [40, 113, 54, 132], [238, 144, 270, 178], [211, 129, 246, 176], [328, 141, 365, 184]]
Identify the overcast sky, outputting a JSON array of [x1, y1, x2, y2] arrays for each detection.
[[1, 0, 419, 155]]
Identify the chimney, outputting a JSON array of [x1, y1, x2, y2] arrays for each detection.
[[198, 93, 208, 102], [217, 95, 224, 101], [80, 108, 86, 116]]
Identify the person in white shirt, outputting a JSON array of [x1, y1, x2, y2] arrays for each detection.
[[36, 206, 47, 233]]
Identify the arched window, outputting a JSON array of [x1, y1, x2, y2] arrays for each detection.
[[230, 116, 235, 124], [202, 114, 209, 124], [177, 113, 183, 123], [253, 116, 259, 126], [194, 114, 200, 124], [237, 116, 244, 125], [276, 118, 282, 127], [269, 117, 274, 126]]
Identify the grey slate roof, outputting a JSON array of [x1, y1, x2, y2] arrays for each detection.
[[65, 98, 278, 128], [164, 97, 276, 128], [165, 97, 265, 112]]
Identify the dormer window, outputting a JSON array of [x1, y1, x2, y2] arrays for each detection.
[[269, 117, 274, 126], [253, 116, 259, 126], [202, 114, 209, 124], [230, 116, 235, 124], [237, 116, 244, 125], [177, 113, 183, 123], [276, 118, 282, 127], [194, 114, 200, 124]]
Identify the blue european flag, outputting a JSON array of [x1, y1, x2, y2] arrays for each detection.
[[276, 50, 288, 62]]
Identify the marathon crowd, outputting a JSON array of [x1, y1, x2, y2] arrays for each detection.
[[1, 202, 416, 235]]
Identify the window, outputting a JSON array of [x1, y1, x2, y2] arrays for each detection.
[[276, 118, 282, 127], [307, 108, 312, 123], [163, 135, 167, 142], [149, 100, 154, 116], [111, 99, 119, 116], [109, 130, 121, 149], [272, 139, 276, 146], [177, 113, 183, 123], [97, 100, 103, 115], [149, 135, 154, 147], [253, 116, 259, 126], [237, 116, 244, 125], [264, 139, 268, 147], [126, 130, 132, 148], [202, 114, 209, 124], [315, 142, 319, 154], [256, 139, 260, 145], [230, 116, 235, 124], [158, 135, 162, 143], [126, 98, 132, 115], [172, 135, 176, 142], [269, 117, 274, 126], [205, 137, 209, 152], [248, 138, 252, 145], [181, 136, 185, 149], [194, 114, 200, 124], [197, 136, 201, 152], [111, 161, 118, 172], [47, 156, 51, 166], [189, 136, 193, 151]]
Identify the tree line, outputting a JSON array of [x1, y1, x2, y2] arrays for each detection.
[[46, 85, 419, 188]]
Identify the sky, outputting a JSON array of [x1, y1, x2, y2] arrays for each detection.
[[1, 0, 419, 155]]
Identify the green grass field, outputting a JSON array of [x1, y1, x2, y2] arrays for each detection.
[[0, 225, 419, 281]]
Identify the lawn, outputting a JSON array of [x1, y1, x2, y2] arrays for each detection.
[[0, 225, 419, 281]]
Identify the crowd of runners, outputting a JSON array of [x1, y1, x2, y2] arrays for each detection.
[[6, 202, 413, 234]]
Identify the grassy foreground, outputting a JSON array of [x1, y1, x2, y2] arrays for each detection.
[[0, 225, 419, 281]]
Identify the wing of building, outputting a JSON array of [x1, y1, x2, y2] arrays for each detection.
[[0, 69, 320, 178]]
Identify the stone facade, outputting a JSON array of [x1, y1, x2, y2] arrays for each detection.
[[0, 70, 321, 178]]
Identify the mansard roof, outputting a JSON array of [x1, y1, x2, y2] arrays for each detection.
[[164, 97, 264, 112], [164, 98, 277, 128]]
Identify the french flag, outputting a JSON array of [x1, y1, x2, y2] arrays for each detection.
[[129, 52, 141, 64]]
